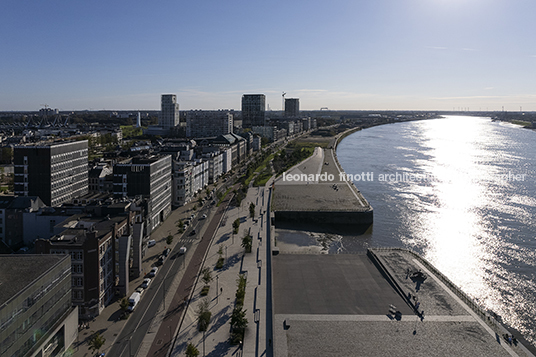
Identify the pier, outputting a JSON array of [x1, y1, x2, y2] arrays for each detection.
[[272, 145, 373, 226]]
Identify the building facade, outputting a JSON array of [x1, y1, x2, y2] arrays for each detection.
[[241, 94, 266, 128], [0, 254, 78, 357], [172, 161, 193, 207], [35, 212, 135, 319], [113, 155, 172, 233], [186, 110, 233, 138], [285, 98, 300, 117], [159, 94, 180, 129], [14, 140, 89, 206]]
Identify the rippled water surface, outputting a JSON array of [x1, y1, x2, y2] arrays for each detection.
[[336, 116, 536, 345]]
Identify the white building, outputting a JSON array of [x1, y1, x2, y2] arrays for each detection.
[[202, 151, 223, 184], [159, 94, 180, 129], [172, 159, 209, 207], [172, 161, 193, 207], [221, 147, 232, 173], [191, 159, 209, 194]]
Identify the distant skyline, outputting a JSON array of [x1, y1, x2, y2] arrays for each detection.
[[2, 0, 535, 112]]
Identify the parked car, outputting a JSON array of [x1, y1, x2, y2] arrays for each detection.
[[179, 246, 187, 254], [135, 287, 145, 295], [141, 278, 151, 289], [149, 267, 158, 277], [163, 248, 171, 257], [147, 239, 156, 247]]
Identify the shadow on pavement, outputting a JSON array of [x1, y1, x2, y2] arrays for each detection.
[[216, 233, 231, 244], [207, 305, 231, 335], [218, 252, 242, 272], [207, 340, 233, 357], [107, 307, 124, 323]]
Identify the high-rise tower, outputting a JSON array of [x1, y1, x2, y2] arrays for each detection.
[[159, 94, 180, 129], [241, 94, 266, 128], [285, 98, 300, 117]]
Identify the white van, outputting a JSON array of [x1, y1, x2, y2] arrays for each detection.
[[147, 239, 156, 247]]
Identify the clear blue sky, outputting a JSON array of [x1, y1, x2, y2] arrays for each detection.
[[1, 0, 535, 111]]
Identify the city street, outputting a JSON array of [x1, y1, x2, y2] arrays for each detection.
[[169, 179, 274, 357]]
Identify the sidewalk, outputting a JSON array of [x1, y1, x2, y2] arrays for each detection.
[[72, 188, 217, 357], [170, 180, 273, 357]]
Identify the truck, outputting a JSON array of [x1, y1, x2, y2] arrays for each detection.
[[128, 292, 141, 312]]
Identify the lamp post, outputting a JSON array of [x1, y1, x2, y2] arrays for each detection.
[[216, 275, 219, 304]]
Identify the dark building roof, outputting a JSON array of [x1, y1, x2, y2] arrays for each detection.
[[0, 196, 15, 209], [8, 196, 45, 210], [0, 254, 68, 306]]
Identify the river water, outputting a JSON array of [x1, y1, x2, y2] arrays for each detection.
[[334, 116, 536, 346]]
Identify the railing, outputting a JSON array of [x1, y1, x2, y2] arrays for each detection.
[[369, 247, 501, 326]]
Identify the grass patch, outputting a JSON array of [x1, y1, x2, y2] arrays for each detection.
[[253, 166, 273, 186], [217, 187, 232, 206], [288, 140, 329, 149], [511, 120, 532, 128], [242, 152, 275, 187], [120, 125, 144, 139]]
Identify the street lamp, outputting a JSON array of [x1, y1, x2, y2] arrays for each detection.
[[216, 275, 219, 304]]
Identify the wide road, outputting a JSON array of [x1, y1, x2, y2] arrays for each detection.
[[107, 198, 219, 357], [146, 192, 234, 357]]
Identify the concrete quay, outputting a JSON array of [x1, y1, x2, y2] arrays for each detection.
[[272, 249, 535, 357], [272, 146, 373, 226]]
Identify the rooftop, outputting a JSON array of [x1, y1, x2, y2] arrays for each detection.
[[0, 254, 68, 307]]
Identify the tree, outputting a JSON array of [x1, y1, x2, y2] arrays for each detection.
[[88, 331, 106, 355], [120, 297, 129, 312], [196, 298, 211, 332], [241, 234, 252, 253], [216, 245, 225, 268], [249, 202, 255, 219], [185, 343, 200, 357], [177, 219, 184, 233], [230, 306, 248, 344], [230, 306, 248, 330], [232, 218, 240, 235], [201, 267, 213, 285], [166, 234, 174, 245]]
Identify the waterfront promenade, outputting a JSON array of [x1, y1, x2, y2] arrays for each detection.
[[168, 180, 273, 357], [272, 249, 534, 357]]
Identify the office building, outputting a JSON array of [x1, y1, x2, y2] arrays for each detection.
[[0, 254, 78, 357], [113, 155, 172, 233], [159, 94, 180, 129], [14, 141, 89, 206], [285, 98, 300, 117], [241, 94, 266, 128]]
